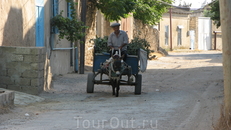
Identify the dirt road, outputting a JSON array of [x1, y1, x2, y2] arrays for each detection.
[[0, 50, 223, 130]]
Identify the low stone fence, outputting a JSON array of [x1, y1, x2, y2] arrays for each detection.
[[0, 46, 46, 95]]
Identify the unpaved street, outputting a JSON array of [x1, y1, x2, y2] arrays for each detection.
[[0, 50, 223, 130]]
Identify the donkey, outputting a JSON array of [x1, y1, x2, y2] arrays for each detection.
[[109, 50, 125, 97]]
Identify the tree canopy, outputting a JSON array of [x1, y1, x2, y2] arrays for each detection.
[[95, 0, 135, 21], [133, 0, 172, 25], [204, 0, 220, 28], [90, 0, 172, 25]]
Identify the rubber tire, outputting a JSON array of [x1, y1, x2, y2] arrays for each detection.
[[87, 73, 94, 93], [135, 74, 142, 95]]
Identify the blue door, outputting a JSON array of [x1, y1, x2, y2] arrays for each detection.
[[35, 0, 44, 47]]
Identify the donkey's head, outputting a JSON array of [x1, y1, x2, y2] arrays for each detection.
[[112, 53, 121, 72]]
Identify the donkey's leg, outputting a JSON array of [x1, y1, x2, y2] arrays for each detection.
[[115, 79, 120, 97], [111, 80, 115, 95]]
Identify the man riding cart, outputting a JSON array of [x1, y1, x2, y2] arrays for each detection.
[[86, 23, 147, 97]]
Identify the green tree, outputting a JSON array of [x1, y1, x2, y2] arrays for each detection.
[[133, 0, 172, 25], [94, 0, 135, 21], [96, 0, 135, 21], [90, 0, 172, 25], [204, 0, 220, 28]]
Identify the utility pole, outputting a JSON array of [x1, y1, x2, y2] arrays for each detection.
[[219, 0, 231, 122], [169, 7, 173, 51], [80, 0, 86, 74]]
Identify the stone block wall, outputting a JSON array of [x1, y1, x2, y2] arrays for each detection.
[[0, 46, 46, 95], [133, 19, 159, 52]]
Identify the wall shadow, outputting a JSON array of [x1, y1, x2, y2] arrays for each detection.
[[1, 1, 53, 92], [2, 7, 35, 47], [2, 7, 23, 46]]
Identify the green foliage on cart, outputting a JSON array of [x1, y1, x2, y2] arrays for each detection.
[[91, 36, 154, 57], [127, 37, 154, 57], [91, 36, 109, 53]]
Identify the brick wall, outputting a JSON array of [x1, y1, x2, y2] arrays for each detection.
[[0, 46, 46, 95]]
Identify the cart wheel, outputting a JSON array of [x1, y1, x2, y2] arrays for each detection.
[[87, 73, 94, 93], [135, 74, 142, 95]]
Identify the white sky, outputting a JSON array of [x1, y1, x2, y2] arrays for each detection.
[[173, 0, 212, 8]]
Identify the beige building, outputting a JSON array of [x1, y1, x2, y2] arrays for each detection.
[[0, 0, 36, 46], [0, 0, 82, 75], [159, 8, 191, 50], [0, 0, 81, 94], [159, 6, 222, 51]]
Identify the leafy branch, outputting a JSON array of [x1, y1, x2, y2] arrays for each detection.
[[89, 0, 135, 22], [89, 0, 171, 25], [204, 0, 220, 28], [50, 0, 87, 43]]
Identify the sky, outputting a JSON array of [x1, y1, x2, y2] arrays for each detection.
[[173, 0, 213, 8]]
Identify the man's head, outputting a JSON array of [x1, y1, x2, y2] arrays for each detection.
[[110, 23, 120, 32]]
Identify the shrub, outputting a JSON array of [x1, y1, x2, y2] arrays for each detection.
[[91, 36, 109, 53], [127, 37, 154, 58]]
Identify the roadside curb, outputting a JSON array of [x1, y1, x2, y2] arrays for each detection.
[[0, 89, 14, 114]]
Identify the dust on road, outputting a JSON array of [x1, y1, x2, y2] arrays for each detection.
[[0, 50, 223, 130]]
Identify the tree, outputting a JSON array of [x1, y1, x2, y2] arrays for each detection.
[[215, 0, 231, 129], [89, 0, 172, 25], [204, 0, 220, 28], [89, 0, 135, 22], [133, 0, 171, 25]]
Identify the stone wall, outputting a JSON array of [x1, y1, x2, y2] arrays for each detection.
[[0, 46, 46, 95], [133, 19, 159, 52], [84, 1, 97, 66]]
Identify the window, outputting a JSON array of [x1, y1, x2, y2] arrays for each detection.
[[177, 26, 182, 46], [67, 1, 72, 19], [165, 25, 169, 45], [52, 0, 59, 33]]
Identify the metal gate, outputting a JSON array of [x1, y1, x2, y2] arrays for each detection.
[[198, 17, 212, 50]]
